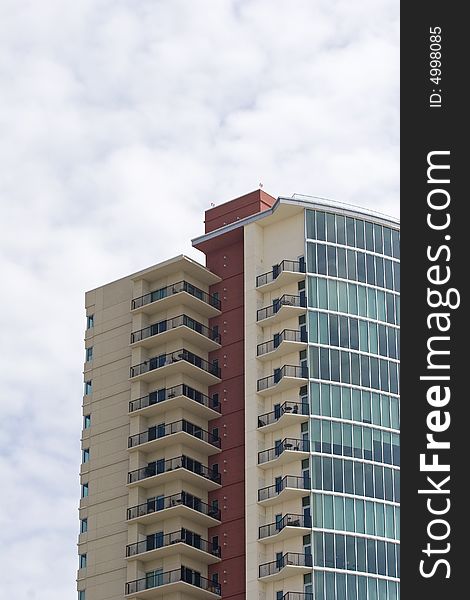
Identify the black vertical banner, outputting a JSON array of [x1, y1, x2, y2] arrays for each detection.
[[401, 3, 467, 599]]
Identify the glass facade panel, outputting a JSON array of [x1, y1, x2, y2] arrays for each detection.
[[305, 210, 399, 599]]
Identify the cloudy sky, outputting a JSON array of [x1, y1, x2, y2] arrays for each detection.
[[0, 1, 398, 598]]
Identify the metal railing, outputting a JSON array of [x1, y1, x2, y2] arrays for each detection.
[[258, 401, 309, 428], [131, 280, 221, 311], [259, 513, 311, 539], [128, 455, 221, 485], [128, 419, 220, 449], [282, 593, 314, 600], [127, 491, 221, 521], [256, 259, 306, 288], [131, 314, 220, 344], [257, 365, 308, 392], [258, 475, 311, 502], [130, 348, 221, 379], [259, 552, 313, 578], [129, 383, 220, 414], [257, 294, 306, 322], [126, 528, 220, 558], [258, 438, 310, 465], [257, 329, 307, 356], [125, 567, 221, 596]]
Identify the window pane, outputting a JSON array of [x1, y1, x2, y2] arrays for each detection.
[[346, 217, 356, 246], [334, 495, 345, 530], [306, 210, 316, 238], [334, 458, 344, 491], [352, 389, 361, 421], [362, 391, 372, 424], [341, 387, 351, 419], [316, 211, 326, 241], [337, 215, 346, 245], [321, 384, 331, 416], [327, 245, 337, 277], [374, 224, 383, 254], [383, 227, 392, 256], [338, 282, 348, 312], [336, 534, 346, 569], [355, 219, 365, 248], [329, 280, 338, 311], [356, 499, 365, 533], [319, 313, 329, 344], [324, 493, 334, 528], [365, 222, 374, 251], [347, 249, 357, 280], [317, 244, 327, 275], [348, 283, 358, 315], [308, 276, 318, 308], [343, 423, 352, 457], [307, 242, 317, 272], [340, 350, 350, 384], [338, 247, 347, 278], [331, 386, 342, 417], [326, 212, 336, 242]]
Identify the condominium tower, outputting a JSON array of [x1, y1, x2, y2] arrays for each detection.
[[79, 190, 400, 600]]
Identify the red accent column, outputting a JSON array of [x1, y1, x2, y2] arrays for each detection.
[[194, 190, 276, 599]]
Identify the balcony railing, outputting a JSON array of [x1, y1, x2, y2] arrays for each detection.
[[258, 401, 309, 428], [130, 348, 221, 379], [129, 383, 221, 414], [126, 528, 221, 558], [282, 594, 314, 600], [257, 365, 308, 392], [256, 259, 306, 288], [127, 491, 221, 521], [128, 455, 221, 485], [128, 419, 221, 449], [258, 475, 311, 502], [259, 513, 312, 539], [257, 294, 306, 322], [257, 329, 307, 356], [259, 552, 313, 578], [258, 438, 310, 465], [131, 314, 220, 344], [131, 280, 221, 311], [126, 567, 221, 596]]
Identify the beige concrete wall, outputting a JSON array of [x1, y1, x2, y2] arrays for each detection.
[[79, 257, 221, 600], [79, 278, 133, 600], [244, 210, 307, 599]]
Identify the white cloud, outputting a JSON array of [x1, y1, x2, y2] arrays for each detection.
[[0, 1, 398, 598]]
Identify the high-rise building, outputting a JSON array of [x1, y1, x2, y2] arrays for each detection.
[[79, 190, 400, 600]]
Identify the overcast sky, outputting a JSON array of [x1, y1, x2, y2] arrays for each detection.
[[0, 1, 398, 598]]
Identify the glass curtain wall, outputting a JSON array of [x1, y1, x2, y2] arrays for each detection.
[[305, 209, 400, 600]]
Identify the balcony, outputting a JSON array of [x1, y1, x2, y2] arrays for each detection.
[[258, 552, 312, 582], [128, 455, 221, 491], [131, 280, 221, 318], [258, 513, 311, 543], [131, 314, 221, 352], [258, 401, 309, 433], [281, 593, 314, 600], [128, 419, 221, 456], [258, 438, 310, 469], [127, 491, 221, 528], [129, 384, 221, 421], [130, 349, 221, 385], [257, 365, 308, 396], [257, 294, 306, 326], [256, 259, 306, 292], [126, 529, 221, 565], [126, 567, 221, 599], [257, 329, 307, 361], [258, 475, 311, 506]]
